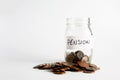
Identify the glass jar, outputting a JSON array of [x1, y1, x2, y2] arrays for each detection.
[[65, 17, 93, 64]]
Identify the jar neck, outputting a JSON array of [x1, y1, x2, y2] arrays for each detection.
[[66, 17, 90, 27], [66, 18, 92, 35], [67, 23, 89, 28], [66, 23, 92, 35]]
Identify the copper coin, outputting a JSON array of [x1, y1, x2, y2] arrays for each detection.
[[77, 61, 89, 68], [65, 52, 75, 63]]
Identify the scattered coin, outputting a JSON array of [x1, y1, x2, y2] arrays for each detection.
[[83, 70, 95, 73], [89, 64, 100, 70], [68, 65, 81, 72], [77, 61, 89, 68], [52, 69, 66, 74], [85, 66, 95, 71], [33, 63, 52, 69], [60, 67, 70, 71]]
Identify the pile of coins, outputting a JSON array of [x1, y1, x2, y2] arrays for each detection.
[[33, 50, 100, 74], [33, 61, 99, 74]]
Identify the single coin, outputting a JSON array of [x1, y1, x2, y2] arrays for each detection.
[[68, 65, 81, 72], [77, 61, 89, 68], [33, 64, 44, 69], [89, 64, 100, 70], [60, 67, 70, 71], [65, 52, 75, 63], [75, 50, 84, 61], [81, 55, 89, 63], [33, 64, 52, 69], [53, 71, 65, 74], [83, 70, 95, 73], [85, 66, 95, 71], [52, 69, 65, 74]]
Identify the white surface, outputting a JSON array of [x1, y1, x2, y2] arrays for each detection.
[[0, 0, 120, 80]]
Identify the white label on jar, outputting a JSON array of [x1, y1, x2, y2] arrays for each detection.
[[66, 36, 92, 50]]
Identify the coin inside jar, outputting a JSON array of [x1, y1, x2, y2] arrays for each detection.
[[75, 50, 84, 61], [81, 55, 89, 63], [65, 52, 75, 64]]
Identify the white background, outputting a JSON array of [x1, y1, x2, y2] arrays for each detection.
[[0, 0, 120, 80]]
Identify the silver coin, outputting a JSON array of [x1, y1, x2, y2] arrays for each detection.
[[75, 50, 84, 61], [81, 55, 89, 63]]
